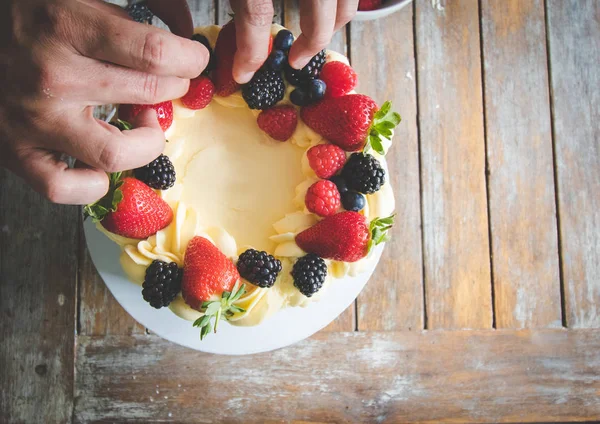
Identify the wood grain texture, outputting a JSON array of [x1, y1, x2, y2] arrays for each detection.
[[415, 0, 492, 329], [74, 329, 600, 423], [546, 0, 600, 328], [284, 0, 354, 332], [352, 6, 423, 331], [0, 170, 76, 423], [480, 0, 561, 328]]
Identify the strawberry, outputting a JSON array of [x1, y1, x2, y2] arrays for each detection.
[[181, 76, 215, 110], [119, 101, 173, 132], [183, 236, 245, 340], [305, 180, 341, 217], [182, 236, 240, 309], [257, 105, 298, 141], [295, 212, 394, 262], [301, 96, 401, 153], [307, 144, 347, 178], [320, 61, 358, 99], [213, 20, 240, 97], [84, 175, 173, 239], [358, 0, 383, 11]]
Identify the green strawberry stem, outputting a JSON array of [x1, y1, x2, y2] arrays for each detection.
[[112, 119, 133, 131], [365, 101, 401, 156], [367, 214, 396, 253], [83, 172, 124, 223], [193, 283, 247, 340]]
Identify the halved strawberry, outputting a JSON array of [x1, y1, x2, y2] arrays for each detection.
[[119, 101, 173, 132], [182, 236, 244, 339], [295, 211, 394, 262], [84, 175, 173, 239], [300, 96, 400, 153]]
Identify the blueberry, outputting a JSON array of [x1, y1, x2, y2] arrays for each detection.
[[266, 49, 287, 71], [341, 191, 366, 212], [308, 79, 327, 102], [274, 29, 294, 51], [290, 88, 310, 106], [329, 175, 349, 193]]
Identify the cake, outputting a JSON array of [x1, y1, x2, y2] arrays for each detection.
[[85, 23, 398, 339]]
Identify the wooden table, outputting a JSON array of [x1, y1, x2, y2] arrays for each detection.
[[1, 0, 599, 422]]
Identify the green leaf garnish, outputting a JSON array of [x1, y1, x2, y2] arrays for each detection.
[[192, 283, 247, 340], [367, 214, 396, 252], [83, 171, 124, 223], [365, 101, 401, 155]]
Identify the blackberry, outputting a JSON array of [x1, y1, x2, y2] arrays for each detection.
[[291, 254, 327, 297], [284, 50, 326, 87], [142, 260, 182, 308], [341, 153, 386, 194], [192, 34, 215, 73], [242, 68, 285, 110], [237, 249, 282, 288], [134, 154, 176, 190], [126, 2, 154, 24]]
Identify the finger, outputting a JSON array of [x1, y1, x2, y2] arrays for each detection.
[[81, 0, 130, 19], [147, 0, 194, 38], [14, 148, 109, 204], [230, 0, 275, 84], [73, 11, 208, 79], [334, 0, 359, 31], [288, 0, 337, 69], [56, 108, 165, 173], [72, 56, 189, 105]]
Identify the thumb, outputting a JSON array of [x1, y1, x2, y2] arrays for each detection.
[[147, 0, 194, 38]]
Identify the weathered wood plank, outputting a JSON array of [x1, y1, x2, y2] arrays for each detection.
[[546, 0, 600, 328], [74, 329, 600, 423], [415, 0, 492, 329], [480, 0, 561, 328], [284, 0, 353, 332], [0, 170, 76, 422], [352, 6, 423, 330]]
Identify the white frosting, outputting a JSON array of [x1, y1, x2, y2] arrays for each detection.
[[104, 25, 396, 327]]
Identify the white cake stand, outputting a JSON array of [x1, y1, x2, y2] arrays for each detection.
[[84, 219, 384, 355]]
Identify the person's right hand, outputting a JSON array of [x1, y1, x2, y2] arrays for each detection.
[[0, 0, 208, 204]]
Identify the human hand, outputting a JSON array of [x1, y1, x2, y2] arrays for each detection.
[[230, 0, 358, 84], [0, 0, 208, 204]]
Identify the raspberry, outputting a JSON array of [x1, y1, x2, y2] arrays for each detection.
[[320, 61, 358, 99], [181, 76, 215, 110], [358, 0, 383, 11], [307, 144, 347, 179], [305, 180, 341, 217], [257, 106, 298, 141], [119, 101, 173, 132]]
